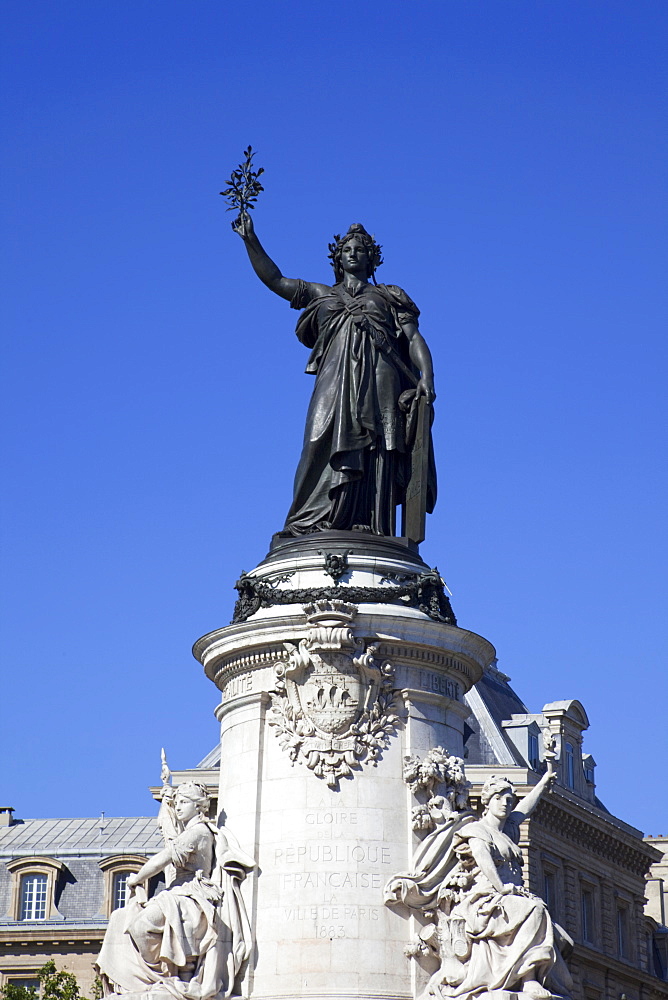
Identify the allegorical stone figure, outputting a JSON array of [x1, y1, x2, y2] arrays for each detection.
[[96, 781, 254, 1000], [386, 770, 573, 1000], [233, 212, 437, 537]]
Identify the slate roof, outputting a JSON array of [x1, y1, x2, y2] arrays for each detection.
[[0, 817, 162, 857], [476, 665, 529, 727], [196, 746, 221, 768], [464, 664, 530, 767]]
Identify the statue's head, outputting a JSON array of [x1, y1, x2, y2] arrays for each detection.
[[328, 224, 383, 283], [480, 775, 517, 815], [174, 781, 210, 820]]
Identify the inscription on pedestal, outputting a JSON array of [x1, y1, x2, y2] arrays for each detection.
[[306, 810, 358, 827], [221, 672, 254, 701], [280, 870, 383, 890], [276, 844, 391, 865], [283, 904, 380, 940], [273, 820, 393, 939], [416, 669, 461, 700]]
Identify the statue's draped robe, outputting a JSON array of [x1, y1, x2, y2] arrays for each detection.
[[96, 821, 254, 1000], [384, 812, 473, 910], [284, 281, 436, 536], [385, 815, 573, 998], [438, 820, 558, 997]]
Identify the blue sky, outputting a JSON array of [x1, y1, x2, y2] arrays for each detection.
[[1, 1, 666, 832]]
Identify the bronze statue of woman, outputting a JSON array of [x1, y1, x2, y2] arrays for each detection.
[[233, 212, 437, 538]]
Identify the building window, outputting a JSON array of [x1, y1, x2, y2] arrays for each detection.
[[528, 732, 539, 768], [6, 857, 65, 921], [651, 932, 666, 979], [98, 855, 149, 917], [581, 888, 595, 943], [543, 871, 556, 915], [6, 979, 40, 992], [113, 871, 131, 910], [617, 906, 629, 958], [565, 742, 575, 788], [584, 765, 594, 783], [20, 874, 48, 920]]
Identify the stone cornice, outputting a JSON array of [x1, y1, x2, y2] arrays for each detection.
[[210, 646, 286, 688], [0, 924, 106, 944], [198, 614, 492, 695], [535, 797, 660, 877], [376, 642, 475, 682], [571, 941, 668, 993], [0, 847, 158, 859]]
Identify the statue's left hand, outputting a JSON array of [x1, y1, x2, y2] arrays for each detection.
[[416, 377, 436, 403], [126, 873, 142, 889]]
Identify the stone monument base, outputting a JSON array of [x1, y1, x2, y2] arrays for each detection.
[[193, 530, 496, 1000], [105, 992, 176, 1000], [473, 993, 566, 1000], [105, 993, 246, 1000]]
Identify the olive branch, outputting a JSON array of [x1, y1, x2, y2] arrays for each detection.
[[220, 146, 264, 225]]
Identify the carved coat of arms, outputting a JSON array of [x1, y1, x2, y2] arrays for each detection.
[[269, 601, 398, 787]]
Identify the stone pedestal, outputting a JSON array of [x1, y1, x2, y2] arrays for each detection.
[[194, 532, 495, 1000], [475, 995, 566, 1000]]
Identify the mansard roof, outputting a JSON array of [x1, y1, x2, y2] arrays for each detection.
[[464, 662, 529, 766], [0, 816, 162, 857]]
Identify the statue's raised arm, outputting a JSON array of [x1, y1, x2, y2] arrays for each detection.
[[233, 211, 329, 303], [509, 765, 556, 826]]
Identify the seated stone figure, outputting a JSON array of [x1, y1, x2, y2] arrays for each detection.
[[386, 772, 572, 1000], [96, 781, 254, 1000]]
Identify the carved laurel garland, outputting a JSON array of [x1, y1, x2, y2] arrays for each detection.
[[232, 569, 457, 626], [402, 746, 470, 832], [268, 601, 399, 788]]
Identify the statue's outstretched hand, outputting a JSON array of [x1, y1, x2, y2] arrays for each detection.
[[232, 211, 255, 241], [126, 873, 142, 889]]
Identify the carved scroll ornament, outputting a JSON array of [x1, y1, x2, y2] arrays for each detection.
[[269, 601, 398, 787]]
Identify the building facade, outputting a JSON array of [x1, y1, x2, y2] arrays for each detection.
[[462, 661, 668, 999], [0, 810, 162, 992]]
